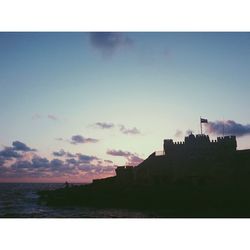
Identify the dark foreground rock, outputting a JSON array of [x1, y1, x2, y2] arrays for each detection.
[[38, 181, 250, 217]]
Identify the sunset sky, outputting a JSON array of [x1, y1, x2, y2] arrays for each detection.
[[1, 32, 250, 182]]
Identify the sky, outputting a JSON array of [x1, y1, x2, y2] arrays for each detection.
[[0, 32, 250, 183]]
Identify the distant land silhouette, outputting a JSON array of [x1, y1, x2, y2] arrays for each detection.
[[39, 131, 250, 217]]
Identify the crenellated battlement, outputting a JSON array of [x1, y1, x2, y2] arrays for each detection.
[[163, 133, 237, 157]]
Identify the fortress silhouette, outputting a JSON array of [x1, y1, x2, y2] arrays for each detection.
[[39, 131, 250, 217], [98, 133, 239, 186]]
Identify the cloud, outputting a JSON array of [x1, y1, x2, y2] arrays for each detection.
[[11, 160, 33, 169], [55, 137, 64, 141], [66, 152, 76, 158], [89, 32, 133, 56], [70, 135, 99, 145], [0, 147, 22, 159], [32, 113, 41, 120], [0, 165, 8, 175], [66, 158, 78, 165], [0, 141, 36, 164], [53, 150, 97, 162], [31, 156, 50, 168], [174, 130, 183, 138], [94, 122, 115, 129], [205, 120, 250, 137], [48, 114, 59, 121], [119, 125, 141, 135], [104, 160, 113, 164], [92, 122, 142, 135], [0, 142, 116, 181], [127, 155, 144, 166], [107, 149, 143, 166], [77, 154, 99, 163], [2, 156, 72, 178], [0, 156, 6, 166], [32, 113, 60, 121], [106, 149, 131, 157], [1, 152, 114, 180], [50, 159, 64, 168], [12, 141, 36, 152], [53, 149, 66, 157]]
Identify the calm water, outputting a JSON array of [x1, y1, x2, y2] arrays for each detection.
[[0, 183, 151, 218]]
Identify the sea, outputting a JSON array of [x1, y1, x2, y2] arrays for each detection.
[[0, 183, 152, 218]]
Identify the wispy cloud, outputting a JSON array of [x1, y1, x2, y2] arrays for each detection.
[[32, 113, 60, 121], [70, 135, 99, 145], [175, 130, 183, 138], [91, 121, 142, 136], [55, 137, 64, 141], [205, 120, 250, 137], [94, 122, 115, 129], [47, 114, 59, 121], [107, 149, 143, 166], [89, 32, 133, 57], [106, 149, 131, 157], [32, 113, 42, 120], [119, 125, 141, 135]]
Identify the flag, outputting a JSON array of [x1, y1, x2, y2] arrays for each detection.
[[200, 118, 208, 123]]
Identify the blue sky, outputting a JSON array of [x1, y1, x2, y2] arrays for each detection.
[[0, 32, 250, 182]]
